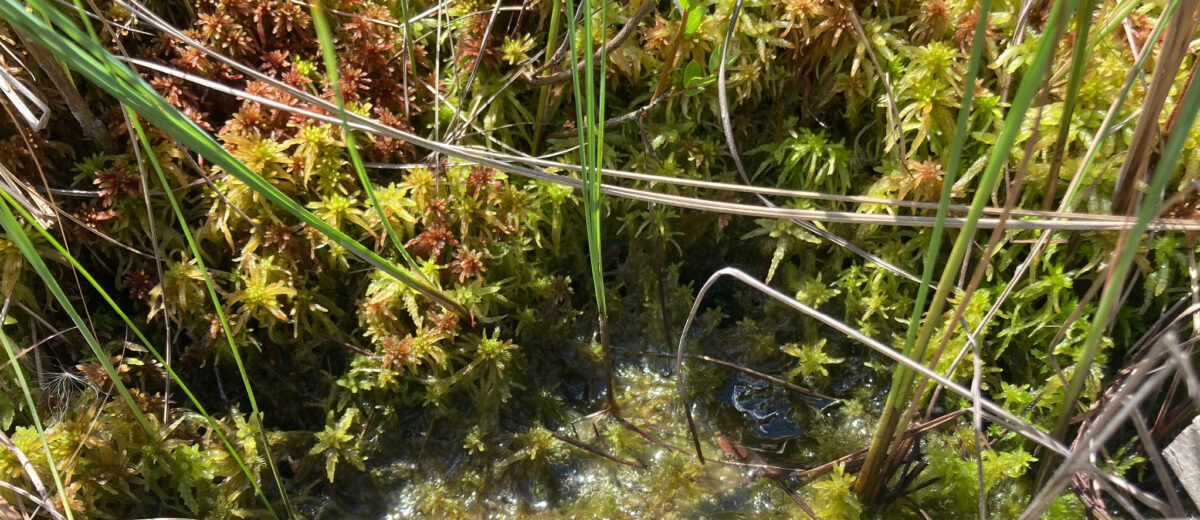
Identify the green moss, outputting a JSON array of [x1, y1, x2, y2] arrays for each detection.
[[0, 0, 1196, 515]]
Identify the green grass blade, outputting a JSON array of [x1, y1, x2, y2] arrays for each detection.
[[128, 114, 292, 518], [0, 187, 280, 518], [1042, 0, 1097, 209], [0, 0, 466, 317], [562, 0, 616, 412], [594, 1, 607, 311], [901, 0, 1074, 444], [580, 0, 604, 313], [1088, 0, 1141, 57], [856, 0, 993, 494], [562, 0, 606, 313], [857, 0, 1071, 495], [1050, 39, 1200, 442], [309, 0, 429, 283]]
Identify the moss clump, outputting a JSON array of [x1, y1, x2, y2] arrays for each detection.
[[0, 0, 1197, 516]]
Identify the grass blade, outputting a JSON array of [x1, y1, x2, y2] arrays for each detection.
[[128, 113, 292, 518], [1041, 0, 1098, 210], [532, 0, 563, 153], [562, 0, 614, 410], [1049, 25, 1200, 453], [854, 0, 993, 495], [856, 0, 1072, 497], [309, 0, 430, 282], [564, 0, 606, 313], [0, 185, 282, 518]]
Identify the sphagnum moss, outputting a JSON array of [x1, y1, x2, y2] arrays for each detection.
[[0, 0, 1197, 517]]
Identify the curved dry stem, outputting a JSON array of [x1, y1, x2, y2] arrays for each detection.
[[839, 0, 909, 174], [442, 0, 503, 142], [674, 268, 1175, 515], [122, 107, 173, 425], [674, 268, 1070, 459]]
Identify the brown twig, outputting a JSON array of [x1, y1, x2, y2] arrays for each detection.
[[1109, 0, 1200, 214]]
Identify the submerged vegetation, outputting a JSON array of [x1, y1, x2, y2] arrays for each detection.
[[0, 0, 1199, 517]]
